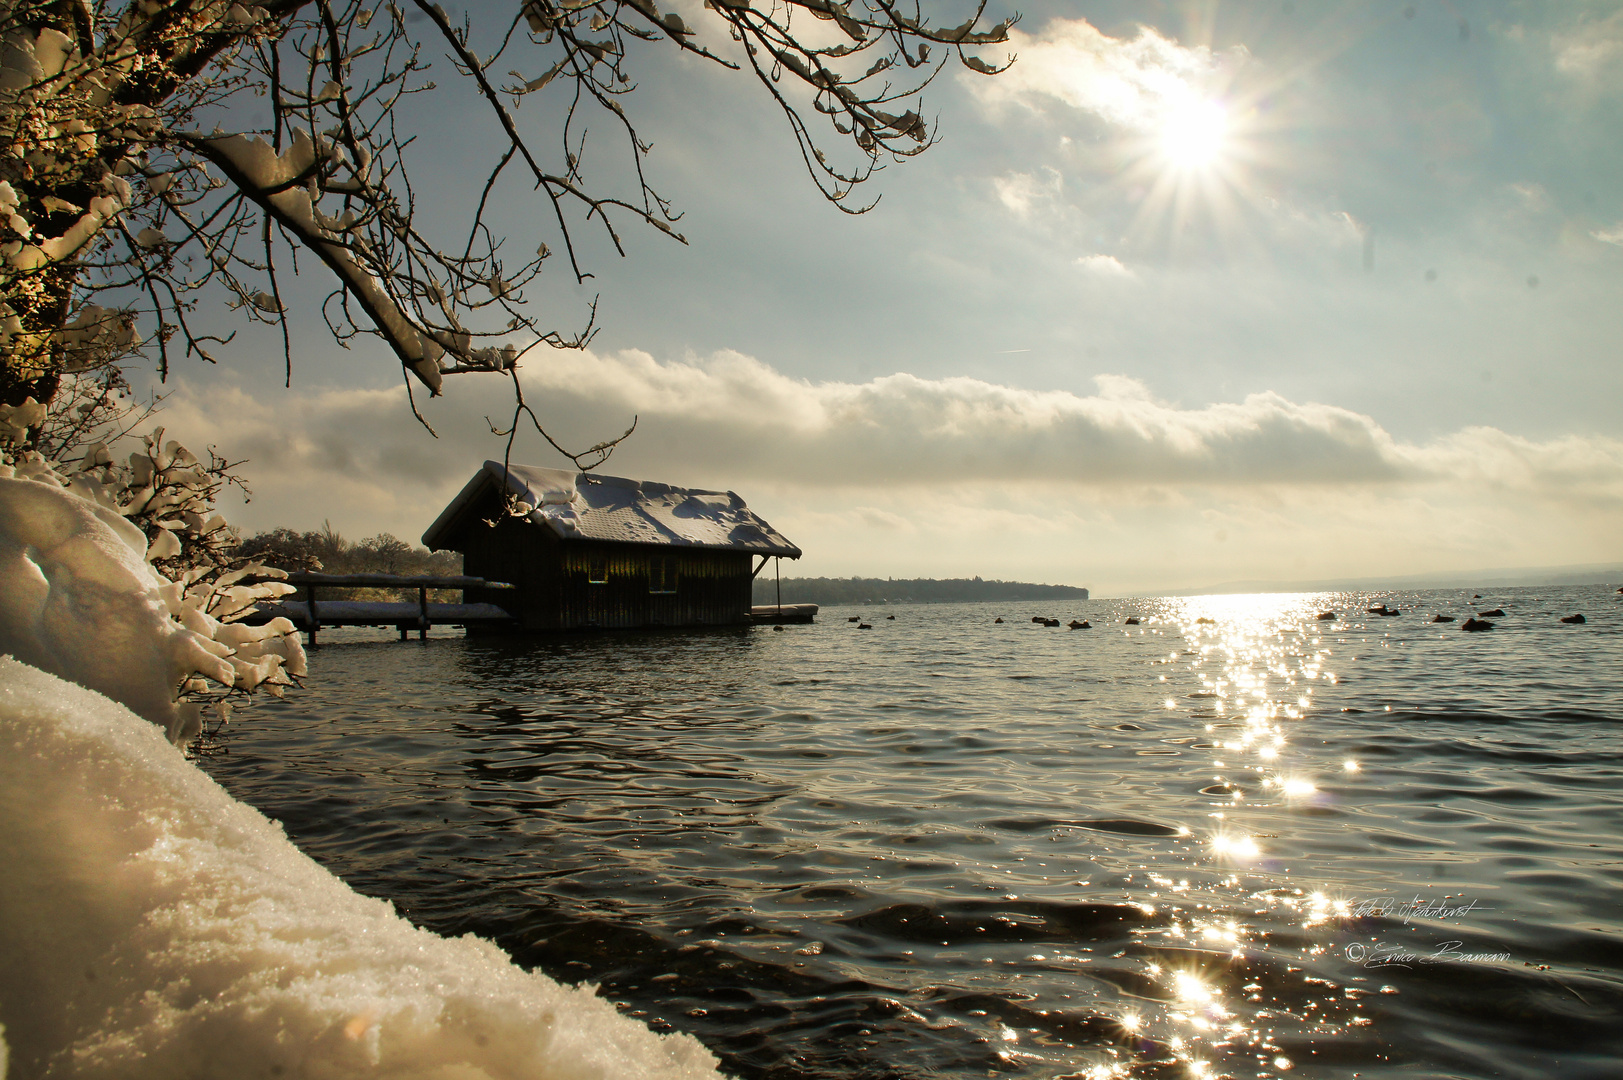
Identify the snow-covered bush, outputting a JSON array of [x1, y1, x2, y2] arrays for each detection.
[[0, 398, 305, 745]]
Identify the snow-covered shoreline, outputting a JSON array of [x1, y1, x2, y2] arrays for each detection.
[[0, 657, 725, 1079]]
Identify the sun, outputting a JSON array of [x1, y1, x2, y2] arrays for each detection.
[[1113, 88, 1260, 253], [1158, 98, 1230, 171]]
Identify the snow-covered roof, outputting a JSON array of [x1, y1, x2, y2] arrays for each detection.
[[422, 461, 801, 557]]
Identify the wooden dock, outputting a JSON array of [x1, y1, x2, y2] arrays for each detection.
[[243, 573, 818, 641], [750, 603, 818, 625], [244, 573, 518, 645]]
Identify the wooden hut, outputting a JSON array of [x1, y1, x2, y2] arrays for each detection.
[[422, 461, 802, 630]]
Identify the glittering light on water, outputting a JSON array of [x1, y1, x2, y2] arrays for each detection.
[[1211, 832, 1260, 859], [1098, 594, 1405, 1073]]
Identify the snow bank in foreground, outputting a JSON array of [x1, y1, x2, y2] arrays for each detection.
[[0, 658, 725, 1080]]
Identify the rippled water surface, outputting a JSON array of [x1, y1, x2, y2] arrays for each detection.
[[203, 586, 1623, 1079]]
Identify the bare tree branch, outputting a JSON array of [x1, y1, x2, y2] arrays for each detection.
[[1, 0, 1012, 449]]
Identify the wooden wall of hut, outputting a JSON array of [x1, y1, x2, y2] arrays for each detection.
[[458, 507, 754, 631]]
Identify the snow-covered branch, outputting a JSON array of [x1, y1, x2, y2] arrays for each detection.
[[2, 0, 1009, 425]]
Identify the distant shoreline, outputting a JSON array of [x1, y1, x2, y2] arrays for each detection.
[[752, 577, 1088, 606], [1153, 562, 1623, 598], [751, 564, 1623, 605]]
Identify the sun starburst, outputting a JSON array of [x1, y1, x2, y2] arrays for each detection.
[[1159, 98, 1230, 171]]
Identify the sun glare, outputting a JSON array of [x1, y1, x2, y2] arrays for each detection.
[[1159, 99, 1229, 170]]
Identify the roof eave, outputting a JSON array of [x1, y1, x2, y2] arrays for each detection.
[[555, 535, 802, 558], [421, 469, 497, 551]]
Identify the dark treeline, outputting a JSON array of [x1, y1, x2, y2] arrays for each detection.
[[235, 523, 462, 600], [754, 576, 1090, 606]]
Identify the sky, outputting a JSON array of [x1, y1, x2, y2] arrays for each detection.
[[148, 0, 1623, 596]]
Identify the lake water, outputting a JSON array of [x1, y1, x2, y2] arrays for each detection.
[[201, 586, 1623, 1080]]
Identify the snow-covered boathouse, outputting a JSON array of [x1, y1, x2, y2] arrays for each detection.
[[422, 461, 802, 631]]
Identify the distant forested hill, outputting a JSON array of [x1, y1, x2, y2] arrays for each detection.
[[234, 523, 462, 600], [753, 576, 1089, 606], [236, 522, 462, 577]]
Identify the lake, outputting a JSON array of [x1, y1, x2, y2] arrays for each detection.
[[201, 585, 1623, 1080]]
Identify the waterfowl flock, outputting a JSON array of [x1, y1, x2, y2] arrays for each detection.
[[823, 593, 1600, 639]]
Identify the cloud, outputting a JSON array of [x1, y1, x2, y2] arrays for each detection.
[[1552, 9, 1623, 80], [993, 168, 1063, 217], [155, 383, 493, 544], [522, 352, 1623, 497], [1407, 426, 1623, 497], [156, 351, 1623, 591], [513, 352, 1418, 487], [165, 348, 1623, 500], [966, 18, 1243, 133], [1075, 254, 1135, 278], [773, 479, 1623, 596], [1509, 182, 1551, 213]]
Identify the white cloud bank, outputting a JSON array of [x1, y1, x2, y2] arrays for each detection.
[[161, 351, 1623, 592]]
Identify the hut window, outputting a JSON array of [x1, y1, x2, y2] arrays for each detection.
[[587, 556, 608, 584], [649, 556, 678, 594]]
